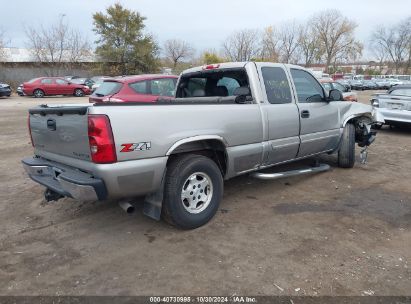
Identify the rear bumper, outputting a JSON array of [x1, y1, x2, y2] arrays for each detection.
[[378, 108, 411, 124], [22, 157, 107, 201]]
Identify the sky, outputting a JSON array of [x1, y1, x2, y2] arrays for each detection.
[[1, 0, 410, 59]]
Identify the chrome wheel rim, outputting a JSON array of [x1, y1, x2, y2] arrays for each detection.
[[35, 90, 43, 97], [75, 89, 83, 96], [181, 172, 213, 214]]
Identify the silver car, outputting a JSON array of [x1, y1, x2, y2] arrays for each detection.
[[371, 85, 411, 128]]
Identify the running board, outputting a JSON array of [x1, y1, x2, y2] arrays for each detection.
[[250, 163, 330, 180]]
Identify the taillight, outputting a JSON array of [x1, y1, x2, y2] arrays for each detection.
[[28, 114, 34, 147], [88, 115, 117, 163]]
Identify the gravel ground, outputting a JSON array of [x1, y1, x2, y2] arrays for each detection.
[[0, 92, 410, 296]]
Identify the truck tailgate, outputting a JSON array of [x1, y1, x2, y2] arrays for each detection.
[[29, 105, 92, 162]]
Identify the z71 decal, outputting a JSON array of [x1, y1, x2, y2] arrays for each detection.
[[120, 142, 151, 152]]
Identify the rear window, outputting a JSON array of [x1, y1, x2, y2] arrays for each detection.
[[177, 68, 250, 98], [94, 81, 123, 96]]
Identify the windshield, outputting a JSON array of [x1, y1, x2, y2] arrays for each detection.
[[27, 78, 40, 83]]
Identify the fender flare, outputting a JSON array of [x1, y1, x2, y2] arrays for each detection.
[[342, 113, 373, 127], [165, 135, 228, 156]]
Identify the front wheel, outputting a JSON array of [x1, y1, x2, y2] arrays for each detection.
[[74, 89, 84, 97], [33, 89, 44, 98], [338, 123, 355, 168], [162, 154, 223, 229]]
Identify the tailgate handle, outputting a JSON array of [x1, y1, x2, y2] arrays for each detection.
[[47, 119, 56, 131]]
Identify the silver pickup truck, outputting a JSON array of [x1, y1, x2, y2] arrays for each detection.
[[22, 62, 383, 229]]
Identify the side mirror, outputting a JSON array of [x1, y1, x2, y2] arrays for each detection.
[[329, 89, 343, 101]]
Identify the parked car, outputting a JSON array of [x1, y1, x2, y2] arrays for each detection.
[[387, 79, 403, 88], [23, 62, 381, 229], [362, 80, 378, 90], [22, 77, 91, 98], [373, 79, 390, 90], [0, 82, 12, 97], [89, 74, 178, 103], [336, 79, 351, 91], [320, 80, 357, 102], [17, 84, 24, 96], [70, 77, 95, 89], [371, 85, 411, 128], [349, 79, 364, 90]]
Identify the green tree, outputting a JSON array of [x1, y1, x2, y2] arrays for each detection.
[[202, 50, 224, 64], [93, 3, 159, 75]]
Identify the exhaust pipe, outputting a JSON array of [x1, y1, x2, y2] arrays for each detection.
[[44, 188, 64, 202], [118, 200, 135, 214]]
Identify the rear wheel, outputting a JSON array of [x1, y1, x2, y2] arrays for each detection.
[[338, 123, 355, 168], [162, 154, 223, 229], [33, 89, 44, 98], [74, 89, 84, 97]]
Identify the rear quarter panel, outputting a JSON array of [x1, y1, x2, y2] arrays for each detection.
[[89, 104, 264, 162]]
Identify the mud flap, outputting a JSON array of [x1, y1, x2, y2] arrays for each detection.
[[143, 175, 165, 221]]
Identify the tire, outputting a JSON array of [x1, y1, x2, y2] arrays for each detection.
[[33, 89, 44, 98], [74, 89, 84, 97], [338, 123, 355, 168], [162, 154, 223, 229]]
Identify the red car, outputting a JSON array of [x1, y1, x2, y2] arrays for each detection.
[[23, 77, 91, 98], [89, 74, 178, 103]]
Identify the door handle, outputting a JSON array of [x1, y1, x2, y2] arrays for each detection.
[[301, 110, 310, 118]]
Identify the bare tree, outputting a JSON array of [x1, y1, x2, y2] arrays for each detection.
[[298, 22, 323, 67], [310, 10, 362, 73], [222, 29, 260, 61], [259, 26, 280, 61], [370, 39, 388, 72], [0, 28, 8, 62], [25, 17, 92, 75], [163, 39, 194, 69], [278, 21, 300, 64]]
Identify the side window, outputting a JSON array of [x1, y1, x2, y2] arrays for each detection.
[[261, 67, 292, 104], [41, 79, 53, 84], [55, 79, 67, 85], [291, 69, 325, 103], [129, 81, 148, 94], [150, 78, 176, 96], [217, 77, 240, 96]]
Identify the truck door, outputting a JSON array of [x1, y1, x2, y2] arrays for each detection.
[[257, 63, 300, 165], [289, 68, 340, 157]]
